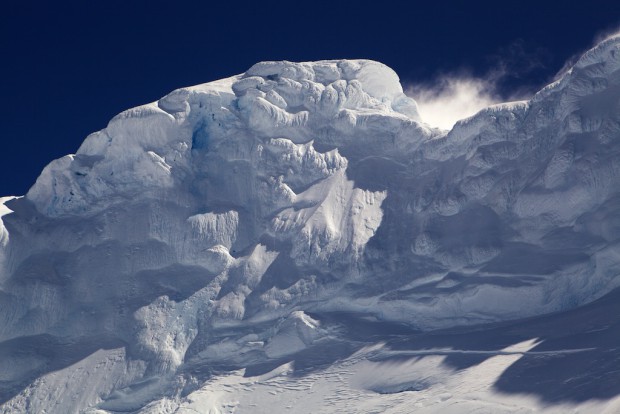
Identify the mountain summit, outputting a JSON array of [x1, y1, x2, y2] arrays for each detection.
[[2, 36, 620, 413]]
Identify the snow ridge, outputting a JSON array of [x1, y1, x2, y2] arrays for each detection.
[[1, 36, 620, 413]]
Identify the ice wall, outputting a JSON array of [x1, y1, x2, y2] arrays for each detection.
[[1, 37, 620, 412]]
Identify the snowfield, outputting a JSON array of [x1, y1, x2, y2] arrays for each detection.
[[1, 35, 620, 413]]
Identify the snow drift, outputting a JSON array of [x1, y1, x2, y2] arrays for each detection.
[[1, 35, 620, 413]]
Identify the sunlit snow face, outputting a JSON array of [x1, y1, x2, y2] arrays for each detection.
[[406, 76, 501, 130]]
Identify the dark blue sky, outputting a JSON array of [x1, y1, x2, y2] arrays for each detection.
[[1, 1, 619, 197]]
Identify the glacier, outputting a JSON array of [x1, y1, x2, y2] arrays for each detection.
[[1, 35, 620, 413]]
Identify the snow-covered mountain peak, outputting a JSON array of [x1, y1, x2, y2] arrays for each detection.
[[242, 59, 413, 107], [2, 36, 620, 413], [25, 59, 422, 219]]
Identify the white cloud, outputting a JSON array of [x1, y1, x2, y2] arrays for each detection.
[[407, 76, 501, 130]]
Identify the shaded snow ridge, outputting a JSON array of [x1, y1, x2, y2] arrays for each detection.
[[1, 35, 620, 413]]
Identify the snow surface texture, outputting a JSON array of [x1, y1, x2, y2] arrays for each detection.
[[2, 36, 620, 413]]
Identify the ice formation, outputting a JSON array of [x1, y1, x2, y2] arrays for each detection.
[[1, 35, 620, 413]]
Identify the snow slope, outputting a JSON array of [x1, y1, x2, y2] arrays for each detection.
[[1, 35, 620, 413]]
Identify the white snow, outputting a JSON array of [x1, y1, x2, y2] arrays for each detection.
[[137, 338, 619, 414], [1, 36, 620, 413]]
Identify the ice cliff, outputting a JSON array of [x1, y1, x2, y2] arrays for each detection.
[[1, 35, 620, 413]]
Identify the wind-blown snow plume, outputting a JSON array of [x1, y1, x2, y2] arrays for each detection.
[[409, 39, 549, 129], [408, 75, 501, 129]]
